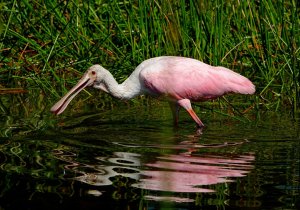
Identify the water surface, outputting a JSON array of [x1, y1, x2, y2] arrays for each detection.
[[0, 94, 299, 210]]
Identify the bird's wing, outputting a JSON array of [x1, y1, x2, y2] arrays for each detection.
[[140, 57, 254, 101]]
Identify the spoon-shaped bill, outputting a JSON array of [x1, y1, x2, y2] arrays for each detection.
[[50, 75, 94, 115]]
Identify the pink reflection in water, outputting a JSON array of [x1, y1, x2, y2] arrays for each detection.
[[144, 195, 195, 203], [133, 153, 254, 193], [54, 148, 254, 195]]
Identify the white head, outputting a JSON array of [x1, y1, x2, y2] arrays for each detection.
[[50, 65, 107, 115]]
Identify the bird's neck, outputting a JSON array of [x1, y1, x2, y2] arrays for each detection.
[[101, 70, 143, 100]]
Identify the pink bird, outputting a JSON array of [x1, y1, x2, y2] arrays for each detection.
[[50, 56, 255, 128]]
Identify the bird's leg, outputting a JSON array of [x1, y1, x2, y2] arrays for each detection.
[[177, 99, 205, 128], [168, 101, 180, 127]]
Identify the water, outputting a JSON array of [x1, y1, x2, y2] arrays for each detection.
[[0, 94, 299, 210]]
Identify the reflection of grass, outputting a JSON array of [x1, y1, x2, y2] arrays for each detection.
[[0, 90, 52, 137], [0, 0, 299, 111]]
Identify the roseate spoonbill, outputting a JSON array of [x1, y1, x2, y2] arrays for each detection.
[[51, 56, 255, 127]]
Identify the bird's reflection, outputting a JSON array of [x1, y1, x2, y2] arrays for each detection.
[[133, 153, 254, 193], [53, 139, 254, 199]]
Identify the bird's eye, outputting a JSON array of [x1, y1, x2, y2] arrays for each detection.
[[91, 71, 96, 75]]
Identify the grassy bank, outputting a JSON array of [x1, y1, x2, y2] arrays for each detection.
[[0, 0, 299, 111]]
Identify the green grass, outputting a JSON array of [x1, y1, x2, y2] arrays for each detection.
[[0, 0, 299, 111]]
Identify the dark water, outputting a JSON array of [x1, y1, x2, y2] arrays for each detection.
[[0, 95, 299, 210]]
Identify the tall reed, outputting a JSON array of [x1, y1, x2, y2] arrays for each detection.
[[0, 0, 299, 110]]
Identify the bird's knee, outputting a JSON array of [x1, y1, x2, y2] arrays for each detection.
[[177, 99, 192, 110]]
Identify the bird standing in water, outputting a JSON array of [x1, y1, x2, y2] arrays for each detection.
[[51, 56, 255, 128]]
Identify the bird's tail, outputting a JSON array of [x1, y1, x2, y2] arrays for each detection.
[[232, 79, 256, 95], [217, 67, 255, 95]]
